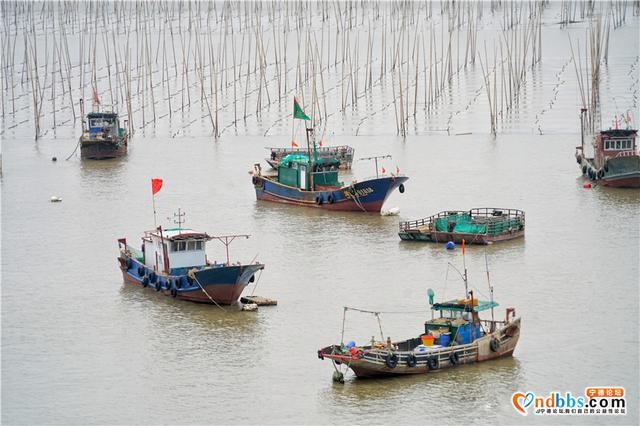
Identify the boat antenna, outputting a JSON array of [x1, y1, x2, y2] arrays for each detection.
[[484, 246, 495, 324], [173, 208, 185, 231], [462, 239, 468, 298]]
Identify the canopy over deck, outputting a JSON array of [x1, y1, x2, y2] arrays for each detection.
[[432, 300, 499, 312]]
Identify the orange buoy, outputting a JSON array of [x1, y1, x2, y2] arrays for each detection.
[[583, 182, 592, 189]]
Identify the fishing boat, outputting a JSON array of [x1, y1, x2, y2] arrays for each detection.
[[253, 130, 407, 212], [398, 208, 525, 244], [117, 220, 264, 305], [575, 108, 640, 188], [79, 99, 129, 160], [318, 256, 520, 380], [265, 145, 354, 170]]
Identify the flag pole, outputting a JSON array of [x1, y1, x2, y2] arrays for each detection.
[[152, 193, 157, 227]]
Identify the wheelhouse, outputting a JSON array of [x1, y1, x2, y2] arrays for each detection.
[[141, 228, 211, 273]]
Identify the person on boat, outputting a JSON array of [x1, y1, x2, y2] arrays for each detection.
[[271, 151, 276, 161]]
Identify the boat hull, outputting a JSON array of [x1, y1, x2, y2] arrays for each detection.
[[118, 255, 264, 305], [578, 155, 640, 188], [253, 176, 408, 212], [81, 137, 127, 160], [399, 229, 525, 244], [319, 318, 520, 378]]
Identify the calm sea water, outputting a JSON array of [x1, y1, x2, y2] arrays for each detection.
[[2, 2, 639, 424]]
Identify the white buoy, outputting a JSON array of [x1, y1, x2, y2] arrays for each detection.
[[381, 207, 400, 216], [241, 303, 258, 311], [50, 196, 62, 203]]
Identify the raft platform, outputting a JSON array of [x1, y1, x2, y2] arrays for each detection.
[[241, 295, 278, 306]]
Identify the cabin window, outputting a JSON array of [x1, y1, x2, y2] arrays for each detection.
[[195, 241, 203, 250], [187, 241, 196, 251], [615, 140, 621, 149], [172, 241, 186, 251], [604, 141, 610, 150]]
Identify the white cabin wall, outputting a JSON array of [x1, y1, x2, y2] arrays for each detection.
[[168, 250, 206, 269]]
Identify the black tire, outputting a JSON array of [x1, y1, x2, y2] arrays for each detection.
[[406, 353, 417, 367], [450, 351, 460, 365], [582, 165, 587, 174], [427, 356, 438, 370], [385, 353, 398, 369], [155, 281, 161, 291], [315, 195, 322, 205], [138, 266, 145, 276], [598, 169, 604, 179], [327, 194, 334, 204], [149, 272, 157, 283], [490, 338, 501, 352], [399, 183, 405, 194], [142, 277, 149, 288]]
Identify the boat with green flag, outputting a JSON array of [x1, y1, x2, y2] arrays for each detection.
[[252, 98, 407, 212], [398, 208, 525, 244]]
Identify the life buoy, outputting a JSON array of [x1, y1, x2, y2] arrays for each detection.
[[406, 353, 417, 367], [149, 272, 157, 283], [142, 276, 149, 287], [399, 183, 405, 194], [427, 356, 438, 370], [327, 194, 334, 204], [138, 266, 145, 276], [315, 195, 323, 205], [385, 353, 398, 368], [490, 338, 501, 352], [449, 351, 460, 365]]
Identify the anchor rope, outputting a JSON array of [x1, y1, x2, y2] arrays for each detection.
[[188, 269, 226, 312]]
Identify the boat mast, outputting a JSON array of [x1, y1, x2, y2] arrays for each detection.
[[580, 107, 587, 152], [306, 126, 314, 190], [484, 246, 494, 325]]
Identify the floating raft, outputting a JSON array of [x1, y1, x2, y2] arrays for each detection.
[[240, 295, 278, 306], [398, 208, 525, 245]]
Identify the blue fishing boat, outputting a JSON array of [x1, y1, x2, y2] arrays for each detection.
[[253, 131, 407, 212], [117, 224, 264, 305], [79, 99, 129, 160]]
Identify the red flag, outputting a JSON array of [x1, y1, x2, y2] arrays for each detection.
[[92, 90, 100, 105], [319, 140, 323, 147], [396, 165, 400, 174], [381, 166, 386, 174], [151, 178, 163, 195], [291, 140, 298, 148]]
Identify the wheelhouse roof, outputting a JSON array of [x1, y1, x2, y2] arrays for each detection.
[[599, 129, 637, 137], [432, 300, 499, 312], [146, 228, 211, 241], [87, 112, 118, 119]]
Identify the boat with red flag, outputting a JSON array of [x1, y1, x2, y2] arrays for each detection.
[[117, 207, 264, 305], [575, 108, 640, 188]]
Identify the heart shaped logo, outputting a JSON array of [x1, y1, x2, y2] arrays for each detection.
[[512, 392, 535, 415]]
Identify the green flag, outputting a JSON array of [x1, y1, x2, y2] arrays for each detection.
[[293, 97, 310, 121]]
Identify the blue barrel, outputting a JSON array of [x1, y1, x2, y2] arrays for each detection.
[[439, 333, 451, 347]]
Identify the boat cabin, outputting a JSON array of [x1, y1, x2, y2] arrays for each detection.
[[424, 299, 499, 345], [141, 228, 211, 273], [85, 111, 124, 137], [595, 129, 638, 165], [277, 154, 342, 190]]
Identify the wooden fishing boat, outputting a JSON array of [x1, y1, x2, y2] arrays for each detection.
[[253, 129, 407, 213], [398, 208, 525, 244], [265, 145, 354, 170], [79, 100, 129, 160], [117, 224, 264, 305], [575, 108, 640, 188], [318, 260, 520, 380]]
